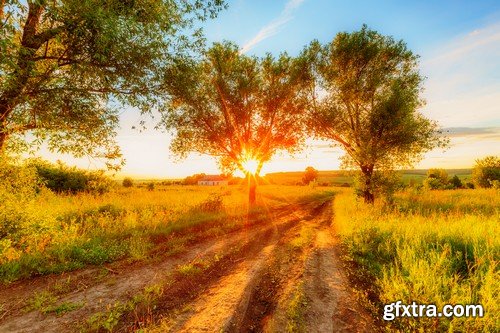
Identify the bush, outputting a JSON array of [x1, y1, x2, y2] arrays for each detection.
[[147, 182, 155, 191], [423, 168, 448, 190], [0, 158, 55, 263], [183, 173, 206, 185], [196, 194, 224, 212], [302, 166, 318, 185], [472, 156, 500, 188], [449, 175, 463, 189], [122, 177, 134, 188], [27, 159, 112, 194]]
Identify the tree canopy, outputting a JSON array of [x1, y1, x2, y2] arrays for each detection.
[[308, 25, 447, 202], [472, 156, 500, 188], [0, 0, 225, 168], [162, 42, 313, 203]]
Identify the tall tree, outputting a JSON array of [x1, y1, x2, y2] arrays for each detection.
[[0, 0, 225, 168], [308, 26, 447, 203], [162, 42, 312, 204]]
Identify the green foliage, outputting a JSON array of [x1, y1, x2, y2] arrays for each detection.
[[472, 156, 500, 188], [308, 25, 448, 203], [27, 159, 113, 194], [195, 194, 224, 213], [423, 168, 449, 190], [146, 182, 155, 191], [302, 166, 318, 185], [0, 0, 226, 168], [0, 157, 52, 262], [122, 177, 134, 188], [162, 41, 312, 175], [354, 171, 402, 204], [335, 190, 499, 332], [183, 173, 206, 185], [450, 175, 463, 189]]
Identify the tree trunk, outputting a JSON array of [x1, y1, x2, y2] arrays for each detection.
[[248, 174, 257, 206], [0, 119, 6, 153], [0, 132, 6, 153], [361, 165, 375, 204]]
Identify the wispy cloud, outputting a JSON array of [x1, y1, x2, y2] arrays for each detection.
[[240, 0, 305, 54], [421, 22, 500, 127], [441, 127, 500, 139]]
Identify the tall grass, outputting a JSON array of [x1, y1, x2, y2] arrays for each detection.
[[0, 184, 327, 283], [334, 189, 499, 332]]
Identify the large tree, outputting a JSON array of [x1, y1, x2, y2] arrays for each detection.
[[308, 26, 447, 203], [162, 42, 312, 204], [0, 0, 225, 168]]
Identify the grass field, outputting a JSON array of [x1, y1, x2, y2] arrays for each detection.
[[2, 177, 498, 332], [0, 184, 327, 283], [333, 188, 499, 332], [264, 169, 473, 186]]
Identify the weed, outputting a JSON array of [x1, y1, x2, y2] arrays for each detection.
[[45, 301, 84, 316], [286, 282, 308, 333], [27, 290, 57, 313]]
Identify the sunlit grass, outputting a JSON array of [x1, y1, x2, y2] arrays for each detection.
[[334, 188, 499, 332], [0, 184, 328, 282]]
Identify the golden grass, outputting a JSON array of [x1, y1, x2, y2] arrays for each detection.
[[334, 188, 499, 332], [0, 184, 329, 282]]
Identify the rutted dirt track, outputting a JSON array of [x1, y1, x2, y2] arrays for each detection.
[[0, 198, 376, 332]]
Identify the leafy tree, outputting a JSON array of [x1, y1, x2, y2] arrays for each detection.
[[122, 177, 133, 188], [27, 158, 113, 194], [162, 42, 312, 204], [450, 175, 463, 189], [0, 0, 225, 169], [183, 173, 206, 185], [308, 26, 447, 203], [472, 156, 500, 188], [302, 166, 318, 185], [147, 182, 155, 191], [423, 168, 448, 190]]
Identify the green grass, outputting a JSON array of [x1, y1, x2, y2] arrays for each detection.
[[334, 188, 499, 332], [0, 185, 330, 283], [264, 169, 473, 186], [286, 281, 308, 333]]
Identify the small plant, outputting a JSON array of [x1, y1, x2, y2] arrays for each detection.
[[177, 262, 203, 276], [27, 290, 57, 313], [122, 177, 134, 188], [147, 182, 155, 191], [196, 194, 224, 212], [45, 301, 84, 316]]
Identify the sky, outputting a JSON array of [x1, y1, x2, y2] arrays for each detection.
[[40, 0, 500, 178]]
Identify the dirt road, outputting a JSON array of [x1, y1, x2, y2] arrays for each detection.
[[0, 197, 376, 332]]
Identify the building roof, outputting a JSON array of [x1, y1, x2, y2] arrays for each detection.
[[199, 175, 227, 181]]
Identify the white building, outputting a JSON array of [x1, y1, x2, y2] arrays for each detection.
[[197, 175, 229, 186]]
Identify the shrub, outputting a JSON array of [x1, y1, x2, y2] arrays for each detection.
[[0, 158, 56, 264], [302, 166, 318, 185], [122, 177, 134, 188], [472, 156, 500, 188], [27, 159, 112, 194], [147, 182, 155, 191], [183, 173, 206, 185], [449, 175, 463, 189], [423, 168, 448, 190], [196, 194, 224, 212]]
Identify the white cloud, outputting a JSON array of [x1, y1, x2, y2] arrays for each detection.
[[240, 0, 305, 54], [421, 22, 500, 127]]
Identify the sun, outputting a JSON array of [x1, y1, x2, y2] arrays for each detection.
[[242, 158, 259, 175]]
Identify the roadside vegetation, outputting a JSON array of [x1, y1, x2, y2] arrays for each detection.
[[334, 188, 499, 332], [0, 159, 327, 283]]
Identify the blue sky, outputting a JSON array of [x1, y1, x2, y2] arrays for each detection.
[[41, 1, 500, 177]]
